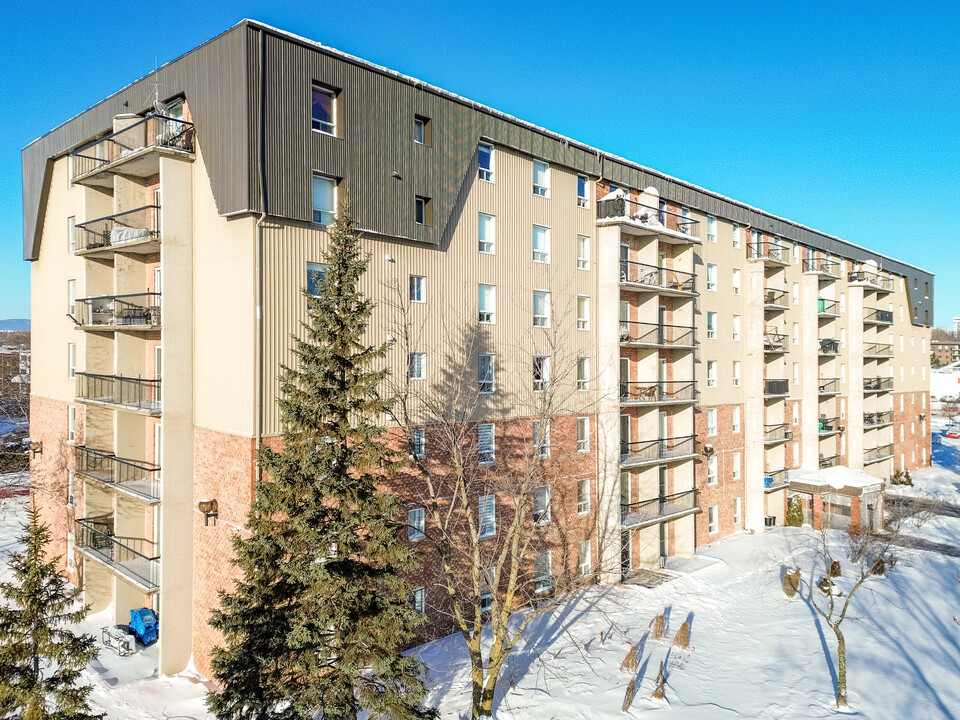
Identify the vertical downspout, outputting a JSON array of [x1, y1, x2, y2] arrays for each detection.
[[255, 27, 268, 487]]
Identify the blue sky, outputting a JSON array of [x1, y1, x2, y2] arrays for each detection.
[[2, 1, 958, 325]]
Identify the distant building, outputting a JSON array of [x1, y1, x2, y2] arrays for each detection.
[[932, 340, 960, 366], [0, 349, 29, 397], [953, 316, 960, 334]]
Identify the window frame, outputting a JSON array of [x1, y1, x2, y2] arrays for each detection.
[[733, 453, 741, 480], [577, 356, 590, 391], [408, 507, 426, 540], [312, 174, 337, 226], [311, 84, 337, 136], [478, 353, 495, 394], [708, 505, 718, 534], [478, 283, 496, 324], [410, 587, 426, 614], [408, 352, 426, 381], [576, 295, 590, 330], [478, 143, 494, 182], [533, 419, 550, 458], [533, 290, 551, 327], [707, 454, 718, 485], [533, 356, 551, 392], [478, 213, 496, 254], [409, 428, 426, 459], [409, 275, 426, 303], [577, 478, 590, 515], [707, 408, 717, 436], [533, 485, 551, 525], [577, 234, 590, 270], [707, 312, 717, 340], [707, 360, 717, 388], [707, 216, 717, 243], [532, 225, 550, 263], [478, 494, 496, 537], [576, 417, 589, 452], [577, 175, 589, 208], [68, 343, 76, 380], [534, 551, 553, 592], [68, 406, 76, 444], [415, 195, 432, 226], [706, 263, 717, 291], [578, 539, 591, 576], [413, 115, 430, 146], [478, 423, 495, 465], [307, 262, 327, 298], [532, 161, 550, 197]]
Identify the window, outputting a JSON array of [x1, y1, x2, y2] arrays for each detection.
[[792, 282, 799, 305], [66, 532, 75, 571], [732, 315, 741, 341], [68, 343, 76, 379], [408, 352, 426, 380], [68, 406, 76, 443], [478, 284, 496, 323], [533, 225, 550, 263], [478, 213, 495, 254], [707, 216, 717, 243], [792, 243, 800, 264], [409, 429, 426, 459], [533, 486, 551, 524], [533, 161, 549, 196], [707, 455, 718, 485], [478, 144, 494, 182], [707, 312, 717, 340], [733, 497, 742, 524], [707, 360, 717, 388], [841, 327, 846, 348], [478, 494, 496, 537], [900, 335, 905, 352], [707, 408, 717, 436], [478, 423, 495, 464], [478, 354, 495, 394], [311, 84, 336, 135], [312, 175, 336, 225], [305, 262, 327, 298], [577, 175, 589, 208], [533, 290, 550, 327], [409, 275, 425, 303], [707, 264, 717, 291], [708, 505, 718, 534], [732, 360, 741, 387], [732, 223, 741, 248], [577, 478, 590, 514], [732, 407, 741, 433], [67, 470, 75, 507], [793, 322, 799, 346], [534, 551, 552, 592], [793, 402, 799, 425], [793, 442, 800, 468], [577, 417, 589, 452], [414, 115, 430, 145], [408, 507, 425, 540], [415, 196, 432, 226], [410, 587, 426, 614], [793, 362, 799, 385], [733, 453, 741, 480], [577, 235, 590, 270], [577, 295, 589, 330], [67, 280, 76, 315], [533, 356, 551, 392], [68, 216, 76, 253], [533, 419, 550, 457], [732, 268, 740, 295], [840, 398, 845, 420], [840, 292, 846, 312], [577, 357, 590, 391], [841, 363, 846, 384]]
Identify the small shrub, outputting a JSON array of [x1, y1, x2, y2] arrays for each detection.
[[672, 621, 691, 649], [651, 661, 666, 700], [782, 568, 801, 598], [829, 560, 842, 577], [622, 677, 637, 712], [650, 613, 666, 640], [786, 496, 804, 527], [891, 469, 914, 486], [619, 644, 639, 673]]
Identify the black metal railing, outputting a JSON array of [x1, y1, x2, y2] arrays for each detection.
[[763, 329, 787, 352], [597, 197, 701, 239], [819, 454, 839, 469], [764, 468, 788, 488], [819, 338, 840, 355], [76, 372, 161, 413], [764, 288, 789, 307], [749, 242, 788, 264], [864, 377, 894, 392], [803, 257, 840, 276], [864, 444, 893, 463], [817, 298, 840, 315], [621, 489, 699, 529], [763, 423, 793, 443], [72, 293, 161, 328], [818, 378, 840, 395], [71, 114, 194, 179], [863, 342, 894, 357], [620, 435, 697, 464], [764, 379, 789, 396], [619, 260, 696, 293], [620, 381, 697, 404], [75, 446, 161, 502], [863, 410, 893, 427], [75, 206, 160, 253], [619, 321, 696, 347], [864, 308, 894, 325], [75, 518, 159, 591], [848, 269, 894, 291], [818, 417, 841, 434]]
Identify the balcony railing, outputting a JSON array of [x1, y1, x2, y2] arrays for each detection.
[[75, 206, 160, 253], [72, 293, 161, 329], [818, 378, 840, 396], [75, 446, 161, 502], [764, 288, 789, 308], [864, 308, 894, 325], [620, 435, 697, 467], [763, 329, 787, 353], [75, 517, 159, 592], [597, 196, 701, 241], [864, 444, 894, 464], [819, 338, 840, 356], [748, 242, 789, 265], [764, 468, 789, 490], [864, 377, 894, 392], [764, 378, 789, 397], [621, 489, 699, 529], [863, 410, 893, 427], [70, 114, 194, 181], [818, 417, 842, 435], [817, 298, 840, 316], [863, 342, 894, 358], [76, 372, 161, 414], [620, 381, 697, 405], [763, 423, 793, 444], [848, 269, 894, 292], [619, 260, 696, 294], [819, 454, 839, 469], [803, 257, 840, 277], [619, 321, 696, 348]]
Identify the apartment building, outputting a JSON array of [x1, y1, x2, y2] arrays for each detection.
[[932, 339, 960, 366], [22, 20, 932, 679]]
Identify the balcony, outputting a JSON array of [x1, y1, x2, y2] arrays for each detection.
[[864, 444, 894, 464], [763, 329, 787, 354], [819, 338, 840, 356], [748, 242, 789, 267], [597, 196, 701, 244], [864, 377, 894, 393], [70, 114, 195, 188], [803, 257, 841, 278], [76, 372, 161, 415], [818, 417, 842, 436], [819, 454, 840, 469], [817, 298, 840, 317], [75, 517, 159, 592], [619, 321, 695, 349], [763, 423, 793, 445], [863, 342, 894, 359], [75, 446, 161, 503], [620, 381, 697, 406], [764, 468, 789, 492], [864, 410, 893, 428], [72, 293, 161, 331], [818, 378, 841, 396], [764, 288, 789, 310], [620, 435, 697, 469], [764, 379, 789, 397], [848, 269, 894, 293], [619, 261, 696, 297], [74, 206, 160, 257], [864, 308, 894, 326], [621, 489, 699, 530]]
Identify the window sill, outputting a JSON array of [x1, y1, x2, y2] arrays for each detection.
[[311, 128, 338, 138]]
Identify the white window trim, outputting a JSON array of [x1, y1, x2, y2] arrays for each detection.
[[408, 507, 426, 540]]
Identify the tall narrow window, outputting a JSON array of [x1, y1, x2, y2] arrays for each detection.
[[478, 494, 496, 537], [311, 84, 336, 135], [306, 262, 327, 297], [793, 322, 799, 346], [577, 417, 589, 452], [793, 362, 800, 385], [707, 312, 717, 340], [733, 453, 741, 480], [533, 290, 550, 327], [708, 505, 718, 534], [533, 486, 551, 524], [577, 234, 590, 270], [533, 420, 550, 457], [707, 360, 717, 388], [415, 196, 432, 226], [413, 115, 430, 145], [707, 455, 718, 484], [732, 315, 741, 341], [577, 478, 590, 514], [732, 223, 741, 248], [478, 144, 494, 182], [478, 284, 496, 324], [732, 406, 741, 433], [478, 423, 495, 464], [312, 175, 336, 225], [577, 175, 589, 208], [534, 551, 552, 592], [533, 225, 550, 263], [409, 275, 425, 303], [707, 263, 717, 291], [68, 406, 76, 443], [533, 356, 551, 392], [67, 470, 75, 507], [68, 343, 76, 379], [732, 268, 741, 295], [707, 216, 717, 243], [67, 280, 76, 316], [732, 360, 741, 387], [533, 161, 550, 196], [68, 216, 76, 253], [410, 587, 426, 614], [577, 295, 589, 330], [577, 357, 590, 391], [408, 508, 426, 540], [478, 354, 495, 394], [707, 408, 718, 436], [408, 352, 426, 380], [409, 429, 426, 459], [792, 282, 799, 305], [478, 213, 495, 254], [733, 497, 742, 524], [578, 540, 591, 575]]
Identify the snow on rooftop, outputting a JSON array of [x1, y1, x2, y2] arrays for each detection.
[[788, 465, 885, 491]]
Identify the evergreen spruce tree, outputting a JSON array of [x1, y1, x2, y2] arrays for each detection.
[[0, 508, 104, 720], [208, 208, 435, 720]]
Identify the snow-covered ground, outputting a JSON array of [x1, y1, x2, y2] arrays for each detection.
[[3, 433, 960, 718]]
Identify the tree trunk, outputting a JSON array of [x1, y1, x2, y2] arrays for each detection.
[[470, 653, 485, 719], [833, 624, 847, 707]]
